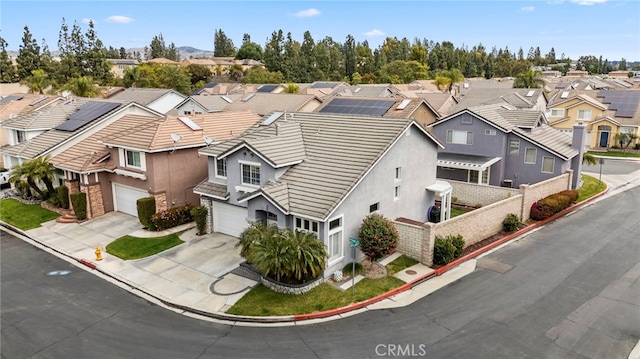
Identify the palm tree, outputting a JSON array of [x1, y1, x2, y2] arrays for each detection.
[[246, 231, 291, 282], [434, 68, 464, 93], [582, 152, 598, 166], [283, 83, 299, 94], [281, 228, 327, 281], [8, 160, 44, 198], [513, 69, 545, 88], [20, 69, 51, 94], [65, 76, 100, 98], [30, 155, 57, 194], [236, 222, 280, 258]]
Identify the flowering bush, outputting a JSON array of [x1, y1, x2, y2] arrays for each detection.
[[530, 189, 579, 221], [358, 213, 399, 262], [150, 204, 194, 231]]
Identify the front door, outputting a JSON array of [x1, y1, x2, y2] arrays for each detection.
[[599, 131, 609, 147]]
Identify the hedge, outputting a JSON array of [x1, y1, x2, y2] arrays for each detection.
[[530, 189, 579, 221], [434, 234, 465, 266], [57, 185, 70, 209], [137, 197, 156, 230], [70, 192, 87, 220], [150, 204, 194, 231], [190, 205, 208, 235]]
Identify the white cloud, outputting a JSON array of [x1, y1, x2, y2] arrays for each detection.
[[104, 15, 134, 24], [294, 8, 320, 18], [570, 0, 607, 5], [81, 18, 93, 25], [365, 29, 385, 37], [521, 6, 535, 11]]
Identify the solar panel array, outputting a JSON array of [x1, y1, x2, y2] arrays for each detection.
[[319, 98, 396, 116], [0, 95, 24, 105], [56, 101, 120, 132], [310, 82, 337, 89], [596, 91, 640, 118], [257, 84, 278, 93]]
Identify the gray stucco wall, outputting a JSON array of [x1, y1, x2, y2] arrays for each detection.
[[222, 148, 277, 205], [503, 134, 569, 187], [323, 125, 439, 277]]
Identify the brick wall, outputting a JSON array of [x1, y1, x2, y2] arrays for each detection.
[[446, 180, 520, 207], [520, 171, 572, 220], [82, 183, 105, 219], [153, 192, 168, 213]]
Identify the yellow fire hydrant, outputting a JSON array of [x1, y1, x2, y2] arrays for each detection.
[[95, 246, 103, 261]]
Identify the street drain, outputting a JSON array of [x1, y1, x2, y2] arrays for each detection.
[[405, 269, 417, 275]]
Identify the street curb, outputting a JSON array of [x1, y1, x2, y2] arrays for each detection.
[[0, 183, 610, 325]]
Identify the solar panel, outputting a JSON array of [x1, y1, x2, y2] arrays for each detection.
[[221, 95, 233, 103], [319, 98, 396, 117], [241, 93, 255, 101], [311, 82, 337, 89], [178, 116, 202, 130], [257, 84, 278, 93], [597, 90, 640, 118], [396, 99, 411, 110], [261, 111, 283, 126], [56, 101, 120, 132], [0, 95, 24, 105], [204, 82, 218, 89], [29, 96, 48, 106]]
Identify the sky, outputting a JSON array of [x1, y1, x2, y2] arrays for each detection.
[[1, 0, 639, 62]]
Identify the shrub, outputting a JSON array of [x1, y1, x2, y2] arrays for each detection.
[[358, 213, 399, 262], [150, 204, 193, 231], [70, 192, 87, 220], [190, 205, 208, 235], [136, 197, 156, 230], [557, 190, 579, 203], [530, 189, 579, 221], [434, 234, 465, 265], [57, 185, 69, 209], [503, 213, 520, 232]]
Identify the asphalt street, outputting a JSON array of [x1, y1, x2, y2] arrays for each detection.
[[2, 175, 639, 358]]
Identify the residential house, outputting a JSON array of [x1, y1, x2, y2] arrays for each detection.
[[335, 84, 404, 98], [107, 59, 139, 78], [145, 58, 180, 66], [108, 88, 187, 114], [454, 81, 548, 113], [48, 111, 261, 219], [222, 93, 322, 116], [195, 112, 444, 278], [181, 58, 218, 73], [0, 94, 60, 167], [174, 94, 243, 115], [191, 82, 245, 96], [301, 82, 350, 99], [428, 103, 586, 190]]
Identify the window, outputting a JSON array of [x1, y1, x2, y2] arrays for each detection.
[[461, 117, 473, 124], [395, 167, 402, 180], [485, 129, 496, 136], [126, 150, 141, 168], [469, 168, 489, 184], [509, 139, 520, 155], [394, 185, 401, 200], [524, 148, 537, 164], [446, 130, 473, 145], [216, 158, 227, 177], [295, 217, 319, 235], [577, 109, 592, 120], [620, 127, 635, 134], [369, 202, 379, 213], [16, 131, 26, 143], [328, 216, 343, 264], [241, 163, 260, 186], [542, 157, 555, 173], [550, 109, 564, 117]]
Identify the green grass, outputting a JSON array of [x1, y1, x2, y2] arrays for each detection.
[[106, 233, 184, 260], [227, 276, 406, 316], [385, 254, 419, 275], [577, 174, 607, 203], [0, 198, 60, 230], [450, 207, 470, 218], [587, 150, 640, 158]]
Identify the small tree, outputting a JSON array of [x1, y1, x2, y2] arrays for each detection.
[[136, 197, 156, 229], [236, 222, 279, 259], [70, 192, 87, 220], [503, 213, 520, 232], [190, 205, 208, 235], [57, 185, 69, 209], [358, 213, 399, 262]]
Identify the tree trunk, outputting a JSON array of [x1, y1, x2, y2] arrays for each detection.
[[27, 179, 44, 198]]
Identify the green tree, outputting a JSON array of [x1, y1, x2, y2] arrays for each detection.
[[236, 34, 263, 60], [0, 33, 17, 83], [243, 67, 284, 84], [149, 33, 166, 59], [29, 155, 57, 195], [280, 228, 327, 282], [379, 60, 429, 83], [358, 213, 399, 263], [513, 69, 544, 88], [7, 157, 55, 198], [187, 64, 211, 86], [213, 29, 236, 57], [434, 68, 464, 92], [582, 152, 598, 166], [237, 222, 280, 258], [64, 76, 100, 97], [20, 69, 51, 94], [342, 34, 357, 81], [16, 26, 41, 80], [83, 21, 113, 84], [283, 83, 299, 93], [263, 30, 284, 73]]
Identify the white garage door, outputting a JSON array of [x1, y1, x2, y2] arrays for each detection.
[[213, 202, 249, 237], [113, 184, 149, 216]]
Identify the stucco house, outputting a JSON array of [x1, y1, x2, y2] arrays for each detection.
[[428, 103, 586, 190], [108, 88, 187, 114], [195, 112, 444, 277], [48, 111, 262, 219], [107, 59, 139, 78]]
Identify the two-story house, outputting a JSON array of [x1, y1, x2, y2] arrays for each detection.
[[429, 103, 586, 189], [195, 112, 444, 277]]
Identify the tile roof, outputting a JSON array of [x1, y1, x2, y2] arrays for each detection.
[[185, 94, 243, 112], [0, 94, 61, 123], [101, 111, 262, 152], [512, 125, 578, 160], [202, 112, 443, 219], [193, 181, 230, 200], [453, 87, 542, 112], [109, 88, 181, 106], [222, 93, 321, 116]]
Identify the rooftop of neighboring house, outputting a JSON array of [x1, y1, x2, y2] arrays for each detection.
[[178, 94, 243, 112], [314, 96, 438, 119], [301, 81, 350, 98], [0, 98, 128, 160], [0, 83, 29, 96], [221, 93, 321, 116], [51, 110, 261, 173], [453, 83, 545, 113], [145, 57, 180, 65], [108, 88, 185, 106], [107, 59, 139, 65], [337, 84, 403, 98], [192, 82, 245, 95], [0, 94, 61, 123], [198, 112, 443, 219], [182, 58, 218, 66]]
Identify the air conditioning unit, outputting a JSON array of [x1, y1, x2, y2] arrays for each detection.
[[501, 180, 513, 188]]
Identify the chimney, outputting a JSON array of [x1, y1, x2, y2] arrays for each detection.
[[570, 122, 587, 189]]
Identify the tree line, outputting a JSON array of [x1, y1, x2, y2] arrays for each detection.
[[1, 19, 637, 96]]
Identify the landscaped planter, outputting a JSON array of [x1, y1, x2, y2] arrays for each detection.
[[239, 261, 324, 295]]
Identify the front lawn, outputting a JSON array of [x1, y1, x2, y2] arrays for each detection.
[[385, 255, 418, 275], [106, 233, 184, 260], [577, 174, 607, 202], [587, 150, 640, 158], [0, 198, 60, 230], [227, 276, 405, 316]]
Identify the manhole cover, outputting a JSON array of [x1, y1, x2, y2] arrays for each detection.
[[405, 269, 417, 275], [47, 270, 71, 276]]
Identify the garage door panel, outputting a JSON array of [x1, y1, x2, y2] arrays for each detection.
[[213, 203, 249, 237], [114, 184, 149, 217]]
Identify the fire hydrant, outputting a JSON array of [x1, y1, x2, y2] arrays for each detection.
[[95, 246, 103, 261]]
